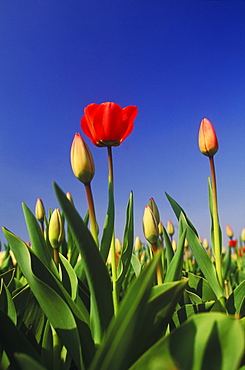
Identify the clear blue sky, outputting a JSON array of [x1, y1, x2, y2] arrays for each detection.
[[0, 0, 244, 247]]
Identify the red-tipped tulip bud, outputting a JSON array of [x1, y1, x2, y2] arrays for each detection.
[[143, 205, 159, 244], [35, 198, 45, 222], [70, 133, 95, 184], [148, 198, 160, 225], [48, 209, 64, 249], [135, 236, 142, 251], [167, 220, 175, 236], [226, 225, 233, 239], [198, 118, 218, 157]]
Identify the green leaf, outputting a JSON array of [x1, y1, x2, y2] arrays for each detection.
[[226, 279, 245, 316], [22, 203, 57, 276], [164, 220, 186, 282], [59, 254, 78, 301], [165, 192, 198, 236], [0, 280, 17, 325], [130, 254, 141, 277], [187, 272, 217, 301], [14, 353, 46, 370], [3, 227, 89, 369], [100, 180, 114, 262], [116, 191, 134, 289], [172, 301, 215, 328], [161, 224, 174, 267], [53, 182, 113, 344], [89, 253, 161, 370], [180, 216, 224, 302], [0, 309, 42, 369], [130, 312, 245, 370]]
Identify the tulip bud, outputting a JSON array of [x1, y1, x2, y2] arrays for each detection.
[[35, 198, 45, 222], [172, 239, 177, 252], [203, 238, 209, 249], [167, 220, 175, 236], [184, 238, 189, 248], [226, 225, 233, 239], [241, 228, 245, 243], [148, 198, 160, 225], [135, 236, 142, 251], [115, 238, 122, 253], [142, 205, 159, 244], [48, 209, 64, 249], [70, 133, 95, 184], [198, 118, 218, 157], [66, 192, 74, 205]]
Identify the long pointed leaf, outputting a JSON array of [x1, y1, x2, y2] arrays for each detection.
[[53, 182, 113, 344]]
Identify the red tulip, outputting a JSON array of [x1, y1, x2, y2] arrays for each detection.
[[81, 102, 138, 147], [228, 240, 237, 248]]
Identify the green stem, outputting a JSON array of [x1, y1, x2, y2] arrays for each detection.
[[53, 248, 59, 269], [107, 146, 118, 315], [84, 182, 99, 246], [152, 243, 162, 285], [209, 156, 223, 289]]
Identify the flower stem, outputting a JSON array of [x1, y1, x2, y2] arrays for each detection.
[[209, 156, 223, 289], [84, 182, 99, 246], [53, 248, 59, 268], [107, 146, 118, 315], [152, 243, 162, 285]]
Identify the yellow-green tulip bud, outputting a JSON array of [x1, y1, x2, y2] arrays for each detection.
[[135, 236, 142, 251], [70, 133, 95, 184], [167, 220, 175, 236], [66, 192, 74, 205], [142, 205, 159, 244], [203, 238, 209, 249], [48, 209, 64, 249], [241, 228, 245, 243], [35, 198, 45, 222], [184, 238, 189, 248], [172, 239, 177, 252], [226, 225, 233, 239], [148, 198, 160, 225], [115, 238, 122, 253], [198, 118, 218, 157]]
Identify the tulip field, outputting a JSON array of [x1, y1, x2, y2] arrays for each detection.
[[0, 103, 244, 370]]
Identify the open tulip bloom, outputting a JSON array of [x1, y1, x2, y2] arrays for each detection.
[[81, 102, 138, 147]]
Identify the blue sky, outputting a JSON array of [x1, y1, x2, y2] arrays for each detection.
[[0, 0, 244, 248]]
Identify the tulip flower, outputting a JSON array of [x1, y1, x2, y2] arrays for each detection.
[[198, 118, 218, 157], [228, 240, 237, 248], [81, 102, 138, 147], [70, 133, 95, 184]]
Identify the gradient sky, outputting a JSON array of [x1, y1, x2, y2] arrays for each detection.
[[0, 0, 244, 248]]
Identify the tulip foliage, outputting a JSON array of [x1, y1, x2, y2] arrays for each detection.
[[0, 107, 244, 370]]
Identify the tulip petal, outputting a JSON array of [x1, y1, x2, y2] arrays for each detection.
[[92, 102, 123, 142]]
